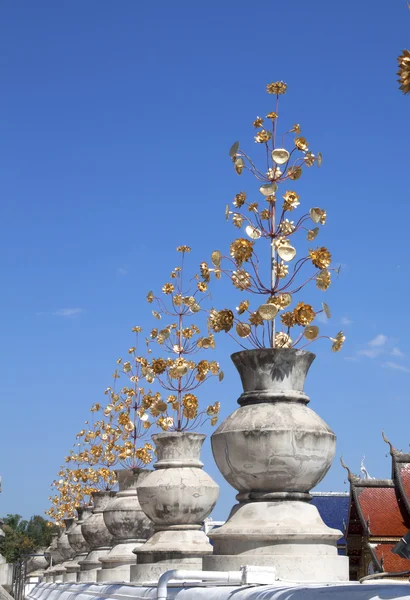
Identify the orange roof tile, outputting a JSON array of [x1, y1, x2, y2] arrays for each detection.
[[356, 486, 407, 536], [372, 543, 410, 573]]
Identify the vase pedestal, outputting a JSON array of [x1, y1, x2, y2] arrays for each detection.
[[204, 348, 349, 583], [130, 432, 219, 583], [203, 499, 348, 581]]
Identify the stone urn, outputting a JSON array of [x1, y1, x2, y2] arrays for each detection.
[[97, 468, 154, 583], [203, 348, 349, 582], [26, 548, 49, 579], [78, 492, 115, 582], [131, 432, 219, 583], [64, 507, 93, 582], [44, 533, 64, 582]]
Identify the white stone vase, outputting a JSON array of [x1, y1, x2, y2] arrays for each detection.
[[203, 348, 349, 582], [44, 533, 64, 582], [97, 468, 154, 583], [78, 492, 115, 582], [64, 508, 92, 582], [131, 431, 219, 583]]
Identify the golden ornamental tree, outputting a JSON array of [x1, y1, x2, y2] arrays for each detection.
[[135, 246, 222, 432], [200, 81, 345, 352]]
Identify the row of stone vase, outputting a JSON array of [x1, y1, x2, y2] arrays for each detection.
[[42, 431, 218, 584], [40, 349, 349, 584]]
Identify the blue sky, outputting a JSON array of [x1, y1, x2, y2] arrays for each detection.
[[1, 0, 410, 521]]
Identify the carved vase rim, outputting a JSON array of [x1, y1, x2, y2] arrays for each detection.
[[152, 431, 206, 441], [231, 347, 316, 362]]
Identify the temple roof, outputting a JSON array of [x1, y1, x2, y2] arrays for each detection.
[[311, 492, 349, 544]]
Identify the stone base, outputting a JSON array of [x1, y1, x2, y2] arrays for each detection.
[[130, 556, 203, 584], [97, 541, 143, 583], [78, 569, 99, 583], [63, 571, 78, 582], [203, 500, 349, 583], [131, 529, 212, 583], [97, 564, 132, 583]]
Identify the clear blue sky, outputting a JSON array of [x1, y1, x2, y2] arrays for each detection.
[[1, 0, 409, 521]]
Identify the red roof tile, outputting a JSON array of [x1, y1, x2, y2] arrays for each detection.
[[356, 486, 407, 536], [372, 543, 410, 573]]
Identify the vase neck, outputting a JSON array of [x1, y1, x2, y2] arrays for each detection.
[[232, 348, 314, 406], [153, 432, 205, 469]]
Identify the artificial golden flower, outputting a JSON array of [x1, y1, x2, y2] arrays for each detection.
[[173, 294, 183, 306], [169, 357, 189, 378], [211, 416, 218, 426], [309, 247, 332, 269], [274, 261, 288, 279], [177, 245, 191, 253], [209, 308, 234, 333], [283, 190, 300, 211], [279, 219, 295, 235], [200, 261, 210, 282], [270, 294, 291, 310], [253, 117, 264, 127], [260, 208, 270, 220], [316, 269, 331, 291], [291, 124, 301, 134], [233, 192, 246, 207], [232, 269, 251, 290], [162, 283, 175, 294], [230, 238, 253, 265], [197, 334, 215, 349], [147, 291, 154, 303], [232, 214, 244, 228], [266, 81, 288, 95], [207, 401, 220, 416], [266, 111, 278, 120], [265, 194, 276, 204], [254, 129, 272, 143], [331, 331, 345, 352], [294, 137, 308, 151], [197, 360, 210, 377], [249, 311, 263, 326], [157, 416, 174, 431], [398, 50, 410, 95], [151, 358, 167, 374], [288, 166, 302, 180], [197, 281, 207, 292], [275, 332, 293, 348], [150, 328, 158, 339], [248, 202, 259, 212], [132, 325, 142, 333], [236, 300, 249, 315], [281, 311, 296, 328], [293, 302, 315, 326], [182, 327, 194, 339], [304, 152, 315, 167]]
